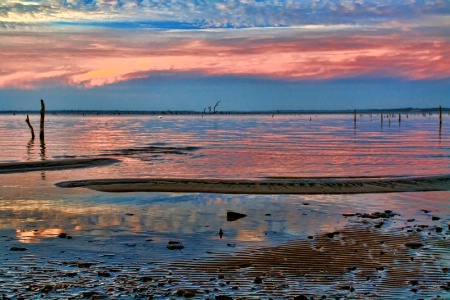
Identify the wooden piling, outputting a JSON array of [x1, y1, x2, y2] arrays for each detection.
[[439, 105, 442, 126], [25, 115, 35, 140], [353, 109, 356, 124], [398, 113, 401, 123], [39, 99, 45, 140]]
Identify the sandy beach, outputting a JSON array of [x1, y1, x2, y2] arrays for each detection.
[[1, 160, 450, 299]]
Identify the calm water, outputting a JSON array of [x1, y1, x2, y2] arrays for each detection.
[[0, 113, 450, 298], [0, 113, 448, 180]]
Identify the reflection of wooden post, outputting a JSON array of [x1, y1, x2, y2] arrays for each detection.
[[353, 109, 356, 124], [381, 113, 383, 124], [398, 113, 401, 123], [25, 114, 35, 140], [40, 99, 45, 140]]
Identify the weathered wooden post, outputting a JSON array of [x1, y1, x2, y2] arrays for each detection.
[[40, 99, 45, 140], [439, 105, 442, 126], [353, 109, 356, 125], [398, 113, 401, 123], [381, 113, 383, 125], [25, 115, 35, 140]]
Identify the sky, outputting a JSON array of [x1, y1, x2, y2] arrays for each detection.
[[0, 0, 449, 111]]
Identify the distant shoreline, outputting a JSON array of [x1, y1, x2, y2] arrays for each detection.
[[0, 107, 448, 116]]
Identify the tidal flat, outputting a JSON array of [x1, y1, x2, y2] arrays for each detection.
[[0, 113, 449, 299]]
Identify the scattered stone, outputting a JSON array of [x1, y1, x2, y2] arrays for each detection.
[[407, 219, 415, 222], [10, 247, 27, 251], [58, 232, 67, 238], [146, 238, 154, 242], [405, 242, 424, 249], [125, 213, 134, 216], [176, 289, 197, 298], [140, 276, 153, 282], [254, 277, 263, 284], [343, 213, 357, 217], [265, 213, 271, 216], [64, 272, 77, 277], [166, 241, 184, 250], [168, 240, 182, 245], [421, 209, 431, 213], [432, 216, 441, 221], [357, 211, 398, 219], [215, 295, 232, 300], [77, 262, 93, 268], [227, 211, 247, 222], [41, 284, 53, 293], [436, 227, 443, 233], [98, 271, 111, 277], [374, 222, 384, 228], [409, 280, 419, 286], [326, 232, 340, 238], [293, 296, 308, 300], [340, 285, 355, 292]]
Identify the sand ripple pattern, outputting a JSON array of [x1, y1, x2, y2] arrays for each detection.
[[56, 175, 450, 194]]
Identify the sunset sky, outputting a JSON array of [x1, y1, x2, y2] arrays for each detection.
[[0, 0, 449, 111]]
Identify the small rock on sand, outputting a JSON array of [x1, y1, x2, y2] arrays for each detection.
[[10, 247, 27, 251], [227, 211, 247, 221]]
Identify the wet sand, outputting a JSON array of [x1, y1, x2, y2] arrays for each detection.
[[56, 175, 450, 194], [1, 210, 450, 299], [2, 160, 450, 299]]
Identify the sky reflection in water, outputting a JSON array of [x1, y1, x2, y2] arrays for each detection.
[[0, 113, 449, 259]]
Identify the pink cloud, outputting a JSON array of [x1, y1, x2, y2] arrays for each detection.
[[1, 27, 449, 89]]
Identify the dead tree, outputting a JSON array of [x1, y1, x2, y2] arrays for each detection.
[[40, 99, 45, 140], [25, 115, 35, 140]]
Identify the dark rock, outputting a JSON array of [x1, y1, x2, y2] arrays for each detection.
[[254, 277, 263, 284], [405, 242, 424, 249], [176, 289, 197, 298], [77, 262, 93, 268], [10, 247, 27, 251], [41, 285, 53, 293], [215, 296, 233, 300], [357, 211, 398, 219], [326, 232, 340, 238], [343, 213, 357, 217], [340, 286, 355, 292], [168, 240, 182, 244], [407, 219, 415, 222], [421, 209, 431, 213], [293, 296, 308, 300], [64, 272, 77, 277], [58, 232, 67, 238], [98, 271, 111, 277], [227, 211, 247, 221], [140, 276, 153, 282], [432, 216, 441, 221], [166, 244, 184, 250], [409, 280, 419, 286], [436, 227, 443, 233]]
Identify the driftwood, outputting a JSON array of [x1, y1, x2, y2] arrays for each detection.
[[25, 115, 35, 140], [40, 99, 45, 140]]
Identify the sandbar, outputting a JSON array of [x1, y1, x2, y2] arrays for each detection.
[[56, 174, 450, 194], [0, 158, 120, 174]]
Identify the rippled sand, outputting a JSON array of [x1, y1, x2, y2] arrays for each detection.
[[56, 175, 450, 194]]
